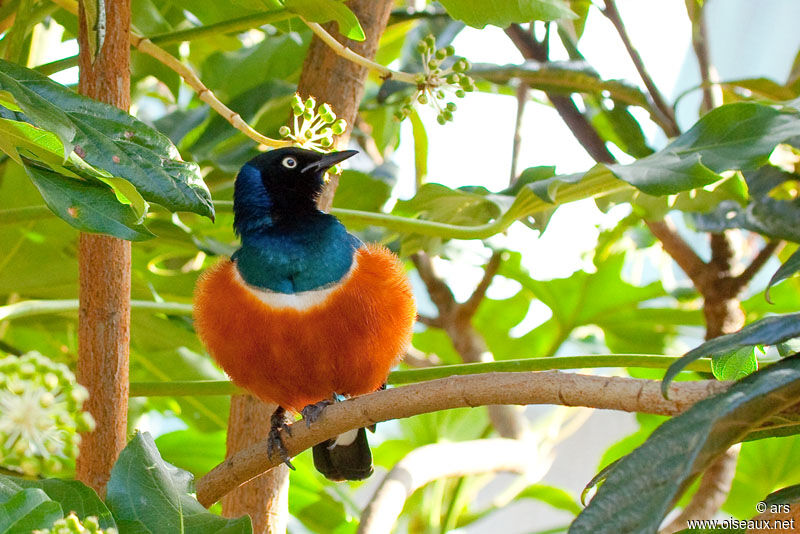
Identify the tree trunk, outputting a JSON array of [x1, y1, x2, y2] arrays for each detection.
[[74, 0, 132, 497]]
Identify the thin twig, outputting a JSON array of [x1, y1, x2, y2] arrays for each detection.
[[301, 19, 418, 84], [685, 0, 719, 113], [504, 24, 617, 164], [602, 0, 680, 137], [510, 83, 528, 184], [645, 219, 708, 289], [411, 253, 456, 315], [195, 371, 729, 507], [461, 251, 503, 318], [734, 240, 781, 289]]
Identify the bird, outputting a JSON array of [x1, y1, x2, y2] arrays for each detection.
[[193, 146, 416, 481]]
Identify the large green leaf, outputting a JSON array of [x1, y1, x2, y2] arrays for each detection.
[[663, 313, 800, 394], [282, 0, 365, 40], [106, 432, 251, 533], [571, 355, 800, 533], [0, 59, 213, 219], [608, 101, 800, 195], [11, 477, 115, 530], [768, 248, 800, 297], [0, 488, 62, 533], [438, 0, 575, 28], [24, 163, 154, 241]]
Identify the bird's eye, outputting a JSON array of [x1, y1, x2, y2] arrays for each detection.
[[282, 157, 297, 169]]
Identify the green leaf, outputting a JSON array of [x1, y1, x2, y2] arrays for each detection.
[[106, 432, 252, 533], [608, 102, 800, 195], [409, 109, 428, 184], [0, 118, 66, 166], [765, 484, 800, 507], [691, 198, 800, 243], [572, 355, 800, 533], [11, 477, 115, 530], [283, 0, 365, 40], [155, 430, 226, 477], [0, 488, 62, 533], [768, 248, 800, 299], [0, 59, 213, 219], [517, 484, 582, 515], [663, 313, 800, 395], [438, 0, 575, 28], [23, 163, 154, 241], [710, 346, 758, 381], [331, 170, 392, 213]]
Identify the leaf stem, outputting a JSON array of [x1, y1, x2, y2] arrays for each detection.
[[302, 19, 418, 84], [0, 299, 192, 321]]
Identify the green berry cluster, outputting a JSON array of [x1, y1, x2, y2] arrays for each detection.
[[33, 512, 116, 534], [280, 94, 347, 154], [0, 352, 95, 476], [395, 35, 475, 125]]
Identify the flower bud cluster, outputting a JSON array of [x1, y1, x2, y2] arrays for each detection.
[[278, 95, 348, 174], [395, 35, 475, 124], [33, 512, 116, 534], [0, 352, 95, 476]]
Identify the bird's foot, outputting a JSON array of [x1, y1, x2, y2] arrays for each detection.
[[301, 393, 346, 427], [267, 407, 295, 470]]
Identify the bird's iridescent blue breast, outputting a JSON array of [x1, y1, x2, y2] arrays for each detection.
[[231, 161, 362, 294]]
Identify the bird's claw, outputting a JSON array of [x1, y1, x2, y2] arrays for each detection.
[[301, 393, 345, 427], [301, 399, 332, 427], [267, 408, 295, 470]]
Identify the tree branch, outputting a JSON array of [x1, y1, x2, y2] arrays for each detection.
[[601, 0, 680, 137], [685, 0, 719, 113], [645, 219, 708, 289], [358, 439, 534, 534], [504, 24, 617, 164], [195, 372, 728, 507], [411, 252, 457, 315], [734, 240, 781, 289], [461, 251, 503, 318]]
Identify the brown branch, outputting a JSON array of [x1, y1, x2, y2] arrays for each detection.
[[402, 347, 441, 368], [734, 240, 781, 289], [645, 219, 708, 289], [602, 0, 680, 137], [358, 439, 533, 534], [411, 252, 457, 315], [416, 314, 442, 328], [74, 0, 132, 497], [461, 251, 502, 318], [660, 444, 740, 534], [510, 82, 529, 183], [685, 0, 718, 113], [504, 24, 616, 164], [195, 372, 728, 507]]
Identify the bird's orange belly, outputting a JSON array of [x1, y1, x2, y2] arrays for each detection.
[[193, 244, 416, 412]]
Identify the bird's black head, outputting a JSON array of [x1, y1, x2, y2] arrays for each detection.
[[233, 147, 357, 234]]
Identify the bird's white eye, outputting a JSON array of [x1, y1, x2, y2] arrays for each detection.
[[282, 157, 297, 169]]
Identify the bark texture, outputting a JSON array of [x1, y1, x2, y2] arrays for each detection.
[[74, 0, 132, 497], [222, 396, 290, 534]]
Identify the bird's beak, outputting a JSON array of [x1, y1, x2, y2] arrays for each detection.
[[302, 150, 358, 173]]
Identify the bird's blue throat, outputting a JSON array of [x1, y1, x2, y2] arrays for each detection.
[[232, 164, 362, 294]]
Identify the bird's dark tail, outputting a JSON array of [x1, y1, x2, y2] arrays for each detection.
[[312, 427, 373, 481]]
